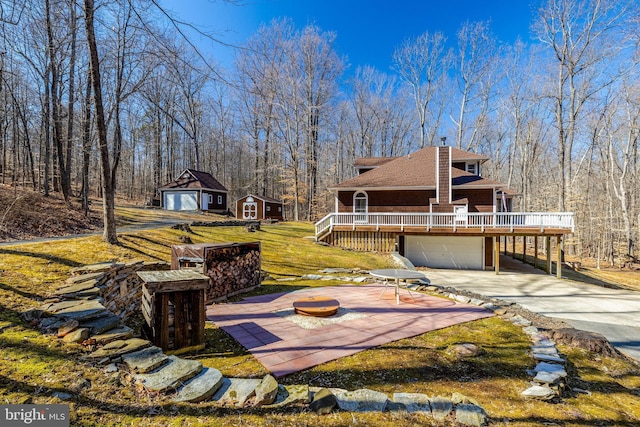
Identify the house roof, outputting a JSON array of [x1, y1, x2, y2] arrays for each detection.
[[237, 194, 283, 204], [330, 146, 503, 191], [353, 157, 397, 168], [159, 169, 228, 192]]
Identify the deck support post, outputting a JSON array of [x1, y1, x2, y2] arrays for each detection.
[[494, 236, 500, 274], [556, 235, 562, 279], [546, 236, 552, 274], [534, 236, 538, 268], [522, 236, 527, 265], [511, 236, 516, 259]]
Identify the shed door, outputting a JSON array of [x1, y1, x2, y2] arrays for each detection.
[[164, 191, 198, 211], [405, 236, 483, 270], [243, 202, 257, 219]]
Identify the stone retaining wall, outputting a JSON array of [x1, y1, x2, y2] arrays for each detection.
[[68, 260, 169, 320]]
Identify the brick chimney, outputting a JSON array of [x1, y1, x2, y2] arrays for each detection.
[[437, 146, 451, 206]]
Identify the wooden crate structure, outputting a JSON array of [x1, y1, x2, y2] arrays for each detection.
[[137, 270, 209, 353], [171, 242, 261, 303]]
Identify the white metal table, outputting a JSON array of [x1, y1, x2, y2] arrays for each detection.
[[369, 269, 427, 304]]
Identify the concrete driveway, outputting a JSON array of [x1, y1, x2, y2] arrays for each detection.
[[424, 256, 640, 362]]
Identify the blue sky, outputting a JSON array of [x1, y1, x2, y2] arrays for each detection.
[[161, 0, 539, 72]]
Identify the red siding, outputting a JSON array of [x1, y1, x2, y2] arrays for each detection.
[[453, 188, 494, 212], [338, 190, 435, 213]]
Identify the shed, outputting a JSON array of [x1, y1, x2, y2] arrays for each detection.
[[159, 169, 228, 213], [235, 194, 284, 221]]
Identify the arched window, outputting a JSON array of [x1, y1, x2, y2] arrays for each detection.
[[353, 191, 368, 213]]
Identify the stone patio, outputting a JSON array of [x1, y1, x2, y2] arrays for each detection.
[[206, 283, 494, 377]]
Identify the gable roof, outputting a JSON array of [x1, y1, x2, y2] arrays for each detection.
[[330, 146, 502, 191], [354, 157, 397, 168], [237, 194, 283, 204], [159, 169, 228, 192]]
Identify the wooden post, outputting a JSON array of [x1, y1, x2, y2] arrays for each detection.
[[522, 236, 527, 265], [512, 235, 516, 259], [494, 236, 500, 274], [503, 236, 507, 255], [534, 236, 538, 268], [556, 235, 562, 279], [546, 236, 552, 274]]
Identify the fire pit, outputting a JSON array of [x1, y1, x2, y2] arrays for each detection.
[[293, 296, 340, 317]]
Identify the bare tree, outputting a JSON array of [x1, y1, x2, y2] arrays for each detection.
[[533, 0, 637, 211], [83, 0, 117, 243], [392, 30, 449, 148], [452, 20, 500, 150]]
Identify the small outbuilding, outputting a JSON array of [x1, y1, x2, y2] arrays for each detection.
[[235, 194, 284, 221], [159, 169, 228, 213]]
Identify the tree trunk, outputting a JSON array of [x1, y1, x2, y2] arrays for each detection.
[[84, 0, 118, 243], [81, 76, 92, 216]]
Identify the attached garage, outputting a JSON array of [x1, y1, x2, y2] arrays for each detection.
[[404, 236, 484, 270], [164, 191, 198, 211]]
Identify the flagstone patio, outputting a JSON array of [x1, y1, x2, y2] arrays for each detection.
[[206, 284, 493, 377]]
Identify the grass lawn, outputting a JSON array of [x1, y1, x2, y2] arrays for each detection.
[[1, 220, 639, 426]]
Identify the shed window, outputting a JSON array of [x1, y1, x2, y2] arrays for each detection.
[[218, 195, 223, 205], [278, 206, 282, 212], [267, 206, 271, 212], [208, 194, 213, 203]]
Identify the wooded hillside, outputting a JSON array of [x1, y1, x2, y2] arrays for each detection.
[[0, 0, 638, 264]]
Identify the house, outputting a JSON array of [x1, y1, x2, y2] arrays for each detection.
[[159, 169, 228, 213], [315, 145, 574, 274], [235, 194, 284, 221]]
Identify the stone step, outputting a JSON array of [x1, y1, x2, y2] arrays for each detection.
[[86, 338, 152, 360], [211, 378, 262, 407], [41, 300, 82, 313], [331, 388, 389, 412], [173, 367, 224, 403], [267, 384, 310, 408], [47, 300, 108, 322], [390, 392, 431, 413], [65, 272, 106, 285], [54, 279, 101, 296], [122, 346, 169, 374], [522, 384, 557, 400], [134, 356, 202, 393], [70, 262, 117, 275], [533, 362, 567, 377], [80, 313, 121, 335], [533, 353, 565, 363], [91, 326, 133, 345]]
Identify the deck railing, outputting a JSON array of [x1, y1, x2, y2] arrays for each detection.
[[314, 212, 575, 238]]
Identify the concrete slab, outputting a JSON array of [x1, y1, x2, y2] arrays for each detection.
[[424, 256, 640, 361]]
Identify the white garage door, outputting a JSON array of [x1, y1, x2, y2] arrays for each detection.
[[164, 191, 198, 211], [405, 236, 484, 270]]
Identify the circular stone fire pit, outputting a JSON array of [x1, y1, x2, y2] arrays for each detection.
[[292, 296, 340, 317]]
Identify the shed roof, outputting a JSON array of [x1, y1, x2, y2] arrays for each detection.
[[238, 194, 283, 204]]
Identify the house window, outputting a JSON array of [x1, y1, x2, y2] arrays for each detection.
[[466, 163, 477, 175], [218, 195, 223, 205], [353, 192, 368, 213]]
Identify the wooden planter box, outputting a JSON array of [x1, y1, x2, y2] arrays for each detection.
[[137, 270, 209, 354], [170, 242, 261, 303]]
